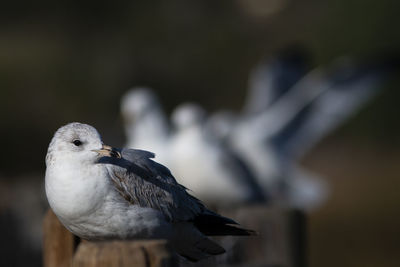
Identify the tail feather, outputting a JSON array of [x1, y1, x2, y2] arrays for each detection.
[[196, 223, 257, 236], [196, 237, 226, 255], [179, 249, 210, 262], [178, 237, 226, 262]]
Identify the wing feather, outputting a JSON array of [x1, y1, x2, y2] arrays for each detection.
[[100, 148, 205, 222]]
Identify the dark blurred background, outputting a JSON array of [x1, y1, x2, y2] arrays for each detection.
[[0, 0, 399, 266]]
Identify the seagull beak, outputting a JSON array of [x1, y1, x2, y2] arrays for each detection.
[[92, 144, 122, 158]]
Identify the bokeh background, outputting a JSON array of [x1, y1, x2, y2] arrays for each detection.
[[0, 1, 399, 266]]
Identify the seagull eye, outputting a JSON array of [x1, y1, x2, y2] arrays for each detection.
[[72, 140, 82, 146]]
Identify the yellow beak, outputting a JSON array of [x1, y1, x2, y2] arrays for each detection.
[[92, 144, 121, 158]]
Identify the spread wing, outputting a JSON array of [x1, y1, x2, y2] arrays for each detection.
[[98, 148, 206, 222]]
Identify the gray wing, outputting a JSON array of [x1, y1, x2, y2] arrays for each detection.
[[99, 149, 258, 238], [243, 47, 309, 115], [273, 60, 394, 161], [219, 147, 268, 203], [100, 148, 206, 222]]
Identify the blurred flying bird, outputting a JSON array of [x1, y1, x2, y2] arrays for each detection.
[[209, 56, 394, 210]]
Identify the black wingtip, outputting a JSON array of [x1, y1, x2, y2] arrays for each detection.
[[193, 210, 257, 236], [244, 228, 258, 236], [195, 221, 257, 236], [216, 224, 258, 236]]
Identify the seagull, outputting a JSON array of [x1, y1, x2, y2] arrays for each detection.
[[45, 122, 255, 262], [207, 57, 393, 210], [121, 87, 170, 165], [168, 103, 266, 206]]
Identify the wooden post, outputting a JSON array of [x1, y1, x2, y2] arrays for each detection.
[[217, 205, 306, 267], [72, 240, 178, 267], [43, 209, 76, 267]]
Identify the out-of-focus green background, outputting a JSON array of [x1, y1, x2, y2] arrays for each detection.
[[0, 1, 399, 266]]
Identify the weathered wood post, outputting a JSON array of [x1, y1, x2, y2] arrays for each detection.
[[43, 209, 178, 267], [43, 209, 76, 267]]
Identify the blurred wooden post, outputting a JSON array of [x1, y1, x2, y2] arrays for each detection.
[[73, 240, 178, 267], [43, 209, 76, 267], [218, 205, 306, 267]]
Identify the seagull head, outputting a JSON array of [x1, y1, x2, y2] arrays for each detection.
[[171, 103, 206, 130], [121, 87, 160, 125], [46, 122, 120, 167]]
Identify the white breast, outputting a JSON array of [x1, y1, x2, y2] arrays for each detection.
[[45, 159, 110, 223]]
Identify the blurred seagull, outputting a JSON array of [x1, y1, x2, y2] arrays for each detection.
[[268, 58, 395, 209], [121, 87, 170, 165], [208, 57, 394, 210], [169, 103, 266, 206], [45, 122, 256, 262]]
